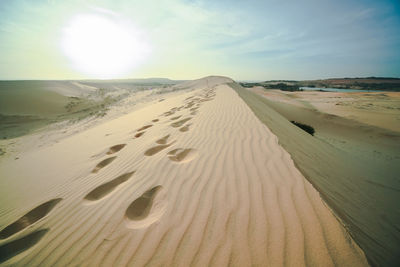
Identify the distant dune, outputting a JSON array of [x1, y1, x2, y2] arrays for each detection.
[[0, 76, 369, 266], [0, 78, 182, 116], [0, 79, 183, 139], [0, 81, 72, 116]]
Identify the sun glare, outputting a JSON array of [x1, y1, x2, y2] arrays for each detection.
[[61, 14, 150, 78]]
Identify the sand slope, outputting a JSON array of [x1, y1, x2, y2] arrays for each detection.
[[249, 88, 400, 180], [232, 84, 400, 266], [0, 77, 367, 266]]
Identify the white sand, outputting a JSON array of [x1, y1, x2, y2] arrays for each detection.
[[0, 77, 368, 266]]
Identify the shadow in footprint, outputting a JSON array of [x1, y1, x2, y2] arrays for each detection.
[[170, 115, 182, 121], [152, 119, 159, 122], [135, 132, 145, 138], [144, 142, 174, 156], [125, 186, 166, 228], [179, 124, 190, 132], [84, 172, 134, 202], [184, 102, 195, 109], [0, 199, 61, 240], [167, 148, 198, 163], [155, 135, 170, 145], [0, 229, 49, 264], [92, 156, 117, 173], [137, 125, 152, 132], [163, 111, 175, 117], [171, 118, 192, 128], [126, 186, 162, 220], [106, 144, 126, 155]]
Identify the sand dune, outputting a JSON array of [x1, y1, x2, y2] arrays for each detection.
[[0, 79, 183, 140], [0, 77, 368, 266]]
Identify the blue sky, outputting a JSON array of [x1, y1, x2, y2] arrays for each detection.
[[0, 0, 399, 80]]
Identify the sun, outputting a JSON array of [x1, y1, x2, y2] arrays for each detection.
[[61, 14, 150, 78]]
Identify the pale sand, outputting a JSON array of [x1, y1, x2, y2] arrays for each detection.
[[0, 77, 368, 266]]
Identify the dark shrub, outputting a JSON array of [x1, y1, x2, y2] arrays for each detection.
[[290, 121, 315, 136]]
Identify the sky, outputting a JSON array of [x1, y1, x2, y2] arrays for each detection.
[[0, 0, 399, 80]]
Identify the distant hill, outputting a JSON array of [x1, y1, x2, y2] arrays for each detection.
[[80, 78, 184, 87], [79, 78, 184, 91], [298, 77, 400, 91], [241, 77, 400, 91]]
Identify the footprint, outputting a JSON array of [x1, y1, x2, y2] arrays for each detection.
[[0, 199, 61, 240], [163, 111, 175, 117], [171, 117, 192, 128], [155, 135, 170, 145], [179, 124, 191, 132], [184, 102, 195, 109], [170, 115, 182, 121], [134, 132, 145, 138], [167, 148, 198, 163], [92, 156, 117, 173], [125, 186, 167, 228], [137, 125, 152, 132], [189, 107, 199, 115], [84, 172, 134, 202], [0, 229, 49, 264], [152, 119, 159, 122], [106, 144, 126, 155], [144, 142, 174, 156]]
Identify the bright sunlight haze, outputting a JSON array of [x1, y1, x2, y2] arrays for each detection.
[[61, 14, 150, 78]]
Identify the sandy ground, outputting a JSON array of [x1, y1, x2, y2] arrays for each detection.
[[0, 77, 368, 266], [251, 87, 400, 132], [234, 85, 400, 266]]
